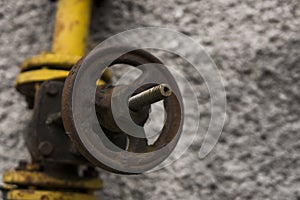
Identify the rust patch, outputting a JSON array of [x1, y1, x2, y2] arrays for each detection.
[[54, 21, 65, 39], [61, 48, 182, 174], [41, 194, 50, 200], [69, 20, 80, 31], [25, 174, 33, 184]]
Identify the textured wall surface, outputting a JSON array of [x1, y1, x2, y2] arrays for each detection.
[[0, 0, 299, 199]]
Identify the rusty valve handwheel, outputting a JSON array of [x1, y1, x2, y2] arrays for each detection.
[[62, 46, 183, 174]]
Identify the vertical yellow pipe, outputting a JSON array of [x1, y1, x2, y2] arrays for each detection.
[[52, 0, 92, 56]]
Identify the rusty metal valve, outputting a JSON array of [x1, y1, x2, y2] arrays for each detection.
[[62, 47, 183, 174]]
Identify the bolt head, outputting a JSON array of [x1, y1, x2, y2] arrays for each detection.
[[38, 141, 53, 156], [45, 83, 58, 96]]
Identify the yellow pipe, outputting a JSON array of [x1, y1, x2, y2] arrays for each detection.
[[52, 0, 92, 56], [16, 68, 69, 84], [7, 190, 98, 200], [3, 170, 102, 190], [15, 0, 111, 95]]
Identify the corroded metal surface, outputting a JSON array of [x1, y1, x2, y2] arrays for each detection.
[[2, 0, 103, 199], [128, 84, 172, 111], [62, 48, 183, 174], [26, 81, 88, 164], [3, 170, 102, 190], [6, 189, 98, 200]]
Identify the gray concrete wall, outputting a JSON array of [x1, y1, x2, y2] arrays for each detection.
[[0, 0, 299, 199]]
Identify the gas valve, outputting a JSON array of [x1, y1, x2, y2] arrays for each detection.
[[62, 47, 183, 174]]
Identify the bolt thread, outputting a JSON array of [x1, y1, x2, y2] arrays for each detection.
[[128, 84, 172, 111]]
